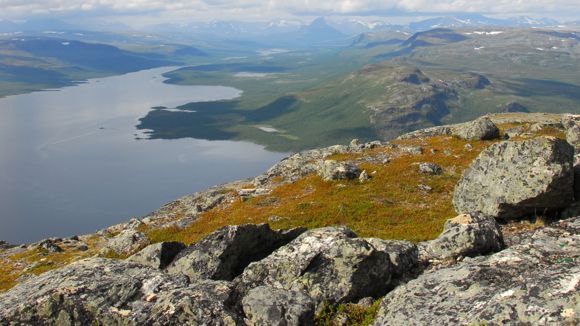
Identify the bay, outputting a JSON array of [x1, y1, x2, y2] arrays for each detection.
[[0, 67, 287, 243]]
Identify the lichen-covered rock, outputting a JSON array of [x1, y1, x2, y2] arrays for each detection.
[[38, 239, 63, 253], [365, 239, 418, 277], [100, 230, 150, 256], [0, 258, 241, 325], [420, 213, 504, 261], [166, 224, 305, 281], [317, 160, 361, 181], [452, 116, 500, 141], [253, 145, 353, 186], [566, 125, 580, 150], [372, 217, 580, 325], [236, 227, 393, 306], [127, 241, 186, 269], [418, 162, 442, 175], [453, 137, 574, 219], [242, 286, 315, 326], [400, 146, 423, 155]]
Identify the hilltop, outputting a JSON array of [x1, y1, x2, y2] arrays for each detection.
[[0, 112, 578, 324]]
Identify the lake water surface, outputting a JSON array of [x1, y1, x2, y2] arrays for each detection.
[[0, 67, 287, 243]]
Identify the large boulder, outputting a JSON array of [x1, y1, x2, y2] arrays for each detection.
[[420, 213, 504, 261], [236, 227, 393, 306], [242, 286, 315, 326], [0, 258, 241, 325], [166, 224, 305, 281], [127, 241, 186, 269], [452, 116, 500, 141], [453, 137, 574, 219], [372, 217, 580, 325]]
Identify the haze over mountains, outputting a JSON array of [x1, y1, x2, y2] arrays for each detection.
[[0, 13, 575, 37]]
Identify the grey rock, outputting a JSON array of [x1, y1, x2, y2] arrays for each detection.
[[504, 126, 524, 138], [236, 226, 393, 306], [420, 213, 504, 261], [417, 184, 432, 192], [530, 121, 563, 133], [566, 125, 580, 150], [453, 137, 574, 219], [38, 239, 63, 253], [397, 126, 453, 140], [317, 160, 361, 181], [356, 297, 375, 309], [100, 230, 150, 256], [0, 258, 241, 325], [128, 242, 186, 269], [418, 162, 442, 175], [452, 116, 500, 141], [359, 170, 371, 182], [253, 145, 354, 187], [77, 244, 89, 251], [400, 146, 423, 155], [242, 286, 315, 326], [363, 141, 382, 149], [372, 218, 580, 325], [365, 239, 418, 277], [238, 188, 271, 199], [562, 114, 580, 129], [349, 139, 361, 149], [166, 224, 305, 282]]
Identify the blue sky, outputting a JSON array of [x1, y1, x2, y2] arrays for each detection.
[[0, 0, 578, 26]]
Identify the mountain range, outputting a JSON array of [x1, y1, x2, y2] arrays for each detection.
[[0, 14, 570, 38]]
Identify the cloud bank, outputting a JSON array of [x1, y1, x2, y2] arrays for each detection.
[[0, 0, 578, 21]]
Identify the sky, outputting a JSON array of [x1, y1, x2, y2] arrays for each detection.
[[0, 0, 579, 26]]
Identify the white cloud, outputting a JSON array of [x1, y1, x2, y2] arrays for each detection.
[[0, 0, 577, 21]]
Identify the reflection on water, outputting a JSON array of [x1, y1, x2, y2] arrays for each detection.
[[0, 67, 287, 243]]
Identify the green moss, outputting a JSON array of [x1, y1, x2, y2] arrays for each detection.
[[314, 300, 382, 326]]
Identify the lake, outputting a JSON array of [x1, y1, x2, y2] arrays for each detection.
[[0, 67, 288, 244]]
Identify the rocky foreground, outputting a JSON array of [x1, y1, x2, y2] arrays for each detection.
[[1, 113, 579, 325]]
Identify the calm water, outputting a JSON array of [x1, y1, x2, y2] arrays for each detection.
[[0, 67, 287, 243]]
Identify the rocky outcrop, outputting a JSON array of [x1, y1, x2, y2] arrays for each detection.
[[420, 213, 504, 261], [100, 230, 150, 256], [452, 116, 500, 141], [242, 286, 315, 326], [372, 217, 580, 325], [127, 242, 186, 269], [453, 137, 574, 219], [0, 258, 241, 325], [236, 227, 394, 306], [2, 113, 579, 325], [166, 224, 305, 281]]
